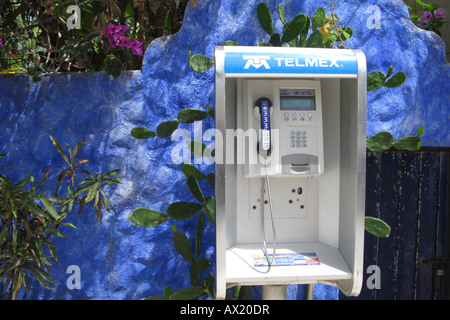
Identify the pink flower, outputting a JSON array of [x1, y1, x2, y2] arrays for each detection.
[[106, 23, 122, 36], [46, 1, 54, 5], [99, 23, 144, 55], [130, 40, 143, 56], [45, 8, 51, 15], [420, 11, 433, 24], [117, 25, 129, 35], [434, 7, 447, 19], [111, 34, 131, 49], [0, 38, 3, 47]]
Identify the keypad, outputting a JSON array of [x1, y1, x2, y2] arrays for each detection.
[[290, 131, 307, 148]]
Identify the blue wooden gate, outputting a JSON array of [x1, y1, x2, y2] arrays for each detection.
[[341, 149, 449, 300]]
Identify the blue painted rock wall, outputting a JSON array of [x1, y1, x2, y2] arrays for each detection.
[[0, 0, 448, 300]]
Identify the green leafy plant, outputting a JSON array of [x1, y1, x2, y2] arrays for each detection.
[[129, 164, 215, 300], [367, 66, 407, 91], [188, 3, 407, 93], [367, 126, 424, 152], [131, 105, 214, 157], [0, 136, 121, 299], [257, 3, 353, 48], [364, 217, 391, 238], [129, 163, 251, 300]]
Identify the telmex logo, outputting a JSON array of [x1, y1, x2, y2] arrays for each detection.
[[243, 55, 271, 69], [243, 55, 340, 69]]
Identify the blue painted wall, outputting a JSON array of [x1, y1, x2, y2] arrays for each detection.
[[0, 0, 448, 300]]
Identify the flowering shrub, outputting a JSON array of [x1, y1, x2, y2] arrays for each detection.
[[409, 0, 447, 36], [0, 0, 188, 81], [100, 24, 143, 56], [99, 23, 145, 78]]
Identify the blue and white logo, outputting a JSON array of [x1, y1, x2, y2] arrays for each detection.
[[243, 55, 271, 69], [224, 51, 358, 75]]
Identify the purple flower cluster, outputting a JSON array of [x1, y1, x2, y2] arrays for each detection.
[[45, 1, 53, 15], [420, 7, 447, 24], [100, 23, 143, 56]]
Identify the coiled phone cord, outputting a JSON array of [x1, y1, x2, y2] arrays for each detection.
[[261, 155, 277, 266]]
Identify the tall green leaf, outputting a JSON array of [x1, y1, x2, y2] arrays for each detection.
[[365, 217, 391, 238], [167, 202, 203, 220], [312, 7, 326, 31], [257, 3, 273, 35], [366, 131, 394, 152], [177, 108, 208, 123], [173, 232, 193, 262], [304, 30, 324, 48], [129, 208, 168, 227], [278, 4, 286, 24], [181, 164, 207, 181], [131, 127, 156, 139], [186, 175, 205, 204], [384, 72, 407, 88], [39, 196, 59, 220], [49, 135, 69, 165], [282, 14, 308, 43], [188, 52, 215, 73], [156, 120, 179, 138], [203, 196, 215, 225], [367, 71, 386, 91], [195, 213, 205, 259], [392, 136, 421, 151]]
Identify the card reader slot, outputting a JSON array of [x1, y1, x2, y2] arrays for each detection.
[[282, 154, 319, 175]]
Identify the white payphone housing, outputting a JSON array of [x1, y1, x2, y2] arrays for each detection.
[[215, 46, 366, 300]]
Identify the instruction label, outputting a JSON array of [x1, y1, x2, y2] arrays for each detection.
[[252, 252, 320, 267]]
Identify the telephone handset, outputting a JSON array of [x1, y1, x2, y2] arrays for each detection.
[[255, 97, 272, 157]]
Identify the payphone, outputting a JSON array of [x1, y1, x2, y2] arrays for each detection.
[[243, 79, 324, 177], [215, 46, 366, 300]]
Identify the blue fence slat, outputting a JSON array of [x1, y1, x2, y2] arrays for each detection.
[[395, 152, 420, 300], [376, 152, 400, 300], [435, 152, 449, 300], [416, 152, 440, 299], [356, 152, 380, 300]]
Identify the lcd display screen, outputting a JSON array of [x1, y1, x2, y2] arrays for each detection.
[[280, 96, 316, 110]]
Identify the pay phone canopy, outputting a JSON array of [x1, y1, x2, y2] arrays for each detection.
[[222, 46, 359, 78]]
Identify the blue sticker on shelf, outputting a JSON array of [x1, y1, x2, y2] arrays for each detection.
[[252, 252, 320, 267]]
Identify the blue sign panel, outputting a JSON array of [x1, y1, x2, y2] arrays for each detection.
[[224, 51, 358, 75]]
